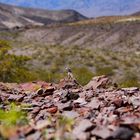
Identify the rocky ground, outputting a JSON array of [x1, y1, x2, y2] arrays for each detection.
[[0, 75, 140, 140]]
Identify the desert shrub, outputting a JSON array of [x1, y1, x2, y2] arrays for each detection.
[[0, 40, 38, 83], [123, 60, 133, 67], [120, 71, 140, 87], [85, 61, 94, 67], [0, 103, 28, 139], [0, 103, 27, 126], [72, 67, 94, 85], [96, 66, 114, 76], [34, 68, 65, 83]]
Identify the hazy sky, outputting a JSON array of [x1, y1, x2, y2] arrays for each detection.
[[0, 0, 140, 17]]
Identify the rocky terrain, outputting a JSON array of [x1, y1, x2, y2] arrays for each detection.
[[0, 2, 86, 29], [0, 75, 140, 140]]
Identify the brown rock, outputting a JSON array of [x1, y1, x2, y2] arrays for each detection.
[[47, 106, 58, 114], [85, 75, 111, 90], [113, 98, 123, 107]]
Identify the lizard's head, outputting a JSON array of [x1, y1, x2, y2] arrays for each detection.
[[65, 67, 72, 73]]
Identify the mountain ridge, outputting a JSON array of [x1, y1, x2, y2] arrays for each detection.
[[0, 2, 87, 29], [0, 0, 140, 17]]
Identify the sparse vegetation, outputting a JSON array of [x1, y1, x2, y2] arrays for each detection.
[[0, 103, 27, 126], [0, 39, 139, 87], [119, 71, 140, 87], [72, 67, 94, 85], [0, 103, 28, 139], [0, 40, 38, 83], [96, 66, 114, 76]]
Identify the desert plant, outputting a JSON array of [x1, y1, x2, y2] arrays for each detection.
[[0, 40, 38, 83], [96, 66, 114, 76], [119, 71, 140, 87], [72, 67, 94, 85], [0, 103, 27, 126]]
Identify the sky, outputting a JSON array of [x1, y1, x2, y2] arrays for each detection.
[[0, 0, 140, 17]]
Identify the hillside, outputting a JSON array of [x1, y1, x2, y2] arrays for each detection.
[[0, 2, 87, 29], [0, 14, 138, 87], [0, 5, 140, 87], [15, 16, 140, 49]]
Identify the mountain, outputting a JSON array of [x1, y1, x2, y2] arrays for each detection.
[[132, 11, 140, 16], [0, 2, 87, 29], [0, 0, 140, 17]]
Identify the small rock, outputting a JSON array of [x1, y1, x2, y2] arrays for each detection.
[[74, 132, 90, 140], [8, 94, 24, 102], [71, 89, 81, 93], [110, 127, 134, 140], [20, 126, 35, 136], [117, 107, 133, 113], [91, 126, 111, 139], [67, 92, 79, 100], [58, 102, 73, 111], [31, 101, 43, 107], [36, 88, 44, 95], [0, 96, 2, 102], [63, 111, 79, 119], [86, 98, 100, 109], [26, 131, 41, 140], [121, 87, 139, 93], [44, 86, 55, 92], [130, 97, 140, 107], [113, 98, 123, 107], [61, 90, 79, 102], [35, 120, 50, 130], [47, 106, 58, 114], [74, 98, 87, 106], [73, 119, 93, 135], [59, 79, 76, 89], [85, 91, 94, 101], [31, 107, 41, 114]]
